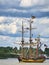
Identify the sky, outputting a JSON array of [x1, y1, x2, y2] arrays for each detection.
[[0, 0, 49, 50]]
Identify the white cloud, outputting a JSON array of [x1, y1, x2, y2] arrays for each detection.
[[0, 16, 49, 37], [0, 16, 6, 22], [20, 0, 32, 7], [0, 0, 49, 16], [0, 0, 49, 14], [0, 22, 17, 34], [19, 0, 49, 13], [8, 22, 17, 34], [0, 17, 17, 34], [0, 24, 5, 31], [30, 17, 49, 38], [32, 17, 49, 27], [0, 35, 10, 41], [35, 17, 49, 24], [20, 0, 46, 7], [33, 17, 49, 37], [41, 28, 49, 36], [0, 0, 49, 8], [40, 18, 49, 24], [0, 17, 29, 34], [0, 35, 18, 48]]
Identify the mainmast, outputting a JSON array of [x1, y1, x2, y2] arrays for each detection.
[[30, 16, 36, 58], [26, 16, 36, 58], [21, 21, 24, 45], [30, 18, 32, 45], [21, 21, 24, 58]]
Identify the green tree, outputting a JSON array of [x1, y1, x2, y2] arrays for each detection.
[[45, 48, 49, 56]]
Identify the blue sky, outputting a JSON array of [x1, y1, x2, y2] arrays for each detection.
[[0, 0, 49, 49]]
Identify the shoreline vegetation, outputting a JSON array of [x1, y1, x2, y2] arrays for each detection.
[[0, 47, 49, 59], [0, 47, 18, 59]]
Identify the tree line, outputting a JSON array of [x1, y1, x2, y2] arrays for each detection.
[[0, 47, 49, 58]]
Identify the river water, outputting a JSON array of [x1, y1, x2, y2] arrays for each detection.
[[0, 58, 49, 65]]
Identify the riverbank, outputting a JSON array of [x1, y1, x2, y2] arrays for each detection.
[[0, 53, 18, 59], [0, 47, 49, 59]]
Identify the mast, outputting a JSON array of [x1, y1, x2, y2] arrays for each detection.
[[22, 21, 24, 45], [29, 16, 36, 44], [29, 17, 33, 58], [30, 19, 32, 46], [21, 21, 24, 58], [28, 16, 36, 58]]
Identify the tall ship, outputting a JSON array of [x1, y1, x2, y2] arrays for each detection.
[[17, 16, 46, 63]]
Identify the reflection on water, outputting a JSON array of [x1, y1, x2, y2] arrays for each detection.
[[44, 59, 49, 63], [0, 58, 19, 65], [0, 58, 49, 65]]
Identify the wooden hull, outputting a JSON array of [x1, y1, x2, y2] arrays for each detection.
[[22, 59, 45, 63], [18, 58, 45, 63]]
